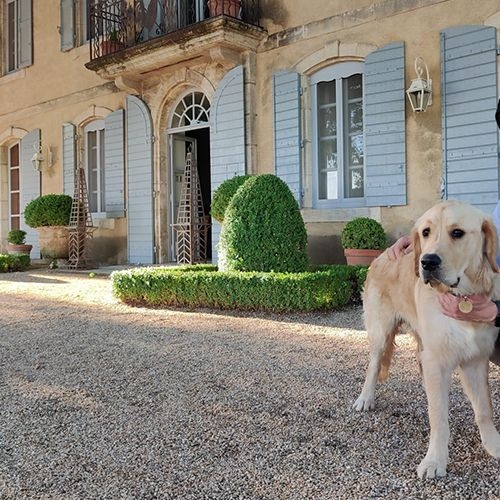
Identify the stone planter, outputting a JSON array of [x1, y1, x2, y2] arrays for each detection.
[[6, 243, 33, 256], [38, 226, 70, 260], [344, 248, 383, 266]]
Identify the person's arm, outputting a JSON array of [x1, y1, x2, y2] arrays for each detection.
[[387, 235, 413, 260], [437, 293, 499, 324]]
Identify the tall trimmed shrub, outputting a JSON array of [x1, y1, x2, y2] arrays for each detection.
[[219, 174, 308, 272], [211, 175, 252, 223]]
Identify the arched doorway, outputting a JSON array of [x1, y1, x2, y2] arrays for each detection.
[[167, 91, 211, 261]]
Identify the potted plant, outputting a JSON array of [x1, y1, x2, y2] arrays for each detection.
[[100, 29, 124, 56], [341, 216, 387, 265], [24, 194, 73, 260], [6, 229, 32, 256], [208, 0, 242, 18]]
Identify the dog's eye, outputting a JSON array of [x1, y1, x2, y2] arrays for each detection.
[[422, 228, 430, 238], [451, 229, 465, 239]]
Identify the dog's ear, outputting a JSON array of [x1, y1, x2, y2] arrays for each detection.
[[411, 227, 421, 277], [482, 217, 499, 272]]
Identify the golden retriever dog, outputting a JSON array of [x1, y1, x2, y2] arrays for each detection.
[[354, 200, 500, 478]]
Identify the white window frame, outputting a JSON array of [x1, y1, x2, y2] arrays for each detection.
[[84, 120, 105, 215], [311, 61, 365, 209]]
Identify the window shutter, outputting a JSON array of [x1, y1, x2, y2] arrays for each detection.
[[441, 25, 498, 213], [105, 109, 125, 218], [60, 0, 75, 51], [126, 96, 154, 264], [273, 70, 302, 207], [364, 41, 406, 206], [62, 123, 76, 196], [210, 65, 246, 263], [18, 0, 33, 68], [20, 129, 41, 257]]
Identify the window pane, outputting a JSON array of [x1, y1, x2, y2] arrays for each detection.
[[318, 80, 335, 105], [87, 130, 98, 212], [99, 129, 105, 211], [11, 192, 19, 215], [344, 74, 364, 199], [8, 2, 16, 71], [10, 168, 19, 191], [318, 140, 338, 200]]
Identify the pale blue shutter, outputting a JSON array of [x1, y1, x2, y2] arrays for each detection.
[[441, 25, 498, 213], [18, 0, 32, 68], [60, 0, 75, 51], [20, 129, 41, 257], [273, 70, 302, 206], [62, 123, 76, 196], [364, 42, 406, 206], [105, 109, 125, 217], [126, 96, 154, 264], [210, 65, 246, 263]]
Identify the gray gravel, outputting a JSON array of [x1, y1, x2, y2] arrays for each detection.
[[0, 269, 499, 499]]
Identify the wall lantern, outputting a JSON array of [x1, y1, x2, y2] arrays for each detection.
[[31, 142, 53, 172], [406, 56, 432, 112]]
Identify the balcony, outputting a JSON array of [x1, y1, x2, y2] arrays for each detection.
[[85, 0, 264, 80]]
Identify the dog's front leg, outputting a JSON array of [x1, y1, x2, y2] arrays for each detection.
[[459, 359, 500, 458], [417, 353, 451, 479]]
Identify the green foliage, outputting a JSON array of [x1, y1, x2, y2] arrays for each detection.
[[210, 175, 252, 223], [340, 217, 387, 250], [219, 174, 308, 272], [0, 253, 31, 272], [111, 264, 366, 312], [24, 194, 73, 228], [7, 229, 27, 244]]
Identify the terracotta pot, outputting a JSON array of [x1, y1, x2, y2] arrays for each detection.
[[6, 244, 32, 256], [208, 0, 242, 18], [38, 226, 69, 260], [344, 248, 383, 266], [100, 40, 123, 56]]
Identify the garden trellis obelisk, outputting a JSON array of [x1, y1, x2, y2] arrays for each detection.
[[68, 166, 95, 269], [173, 151, 210, 264]]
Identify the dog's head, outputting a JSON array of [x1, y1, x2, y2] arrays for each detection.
[[412, 200, 499, 295]]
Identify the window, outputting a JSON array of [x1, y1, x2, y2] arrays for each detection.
[[84, 120, 105, 213], [8, 143, 20, 229], [311, 62, 364, 207], [4, 0, 32, 72]]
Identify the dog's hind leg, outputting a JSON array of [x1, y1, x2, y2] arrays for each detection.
[[353, 313, 399, 412], [458, 360, 500, 458]]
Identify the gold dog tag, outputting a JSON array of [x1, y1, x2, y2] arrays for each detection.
[[458, 297, 473, 314]]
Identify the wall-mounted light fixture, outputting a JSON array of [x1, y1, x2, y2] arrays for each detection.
[[31, 142, 53, 172], [406, 56, 432, 112]]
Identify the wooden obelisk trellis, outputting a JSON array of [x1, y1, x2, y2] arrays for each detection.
[[173, 152, 210, 264], [68, 166, 95, 269]]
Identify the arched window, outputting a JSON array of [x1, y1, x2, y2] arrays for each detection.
[[311, 62, 364, 208], [170, 92, 210, 130]]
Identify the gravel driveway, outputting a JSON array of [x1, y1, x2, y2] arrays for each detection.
[[0, 269, 499, 499]]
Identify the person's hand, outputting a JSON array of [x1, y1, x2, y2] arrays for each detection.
[[387, 235, 413, 261], [437, 293, 498, 323]]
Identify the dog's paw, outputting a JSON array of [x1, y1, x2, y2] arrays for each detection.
[[417, 457, 447, 479], [353, 394, 375, 411]]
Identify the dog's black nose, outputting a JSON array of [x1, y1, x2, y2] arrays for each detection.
[[420, 253, 441, 271]]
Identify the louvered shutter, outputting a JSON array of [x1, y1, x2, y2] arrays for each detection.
[[20, 129, 41, 257], [62, 123, 76, 196], [18, 0, 32, 68], [273, 71, 302, 206], [210, 65, 246, 263], [364, 42, 406, 206], [60, 0, 75, 51], [126, 96, 154, 264], [441, 25, 498, 213], [105, 109, 125, 217]]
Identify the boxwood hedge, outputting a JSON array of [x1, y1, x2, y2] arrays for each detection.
[[111, 264, 367, 312], [0, 254, 31, 272]]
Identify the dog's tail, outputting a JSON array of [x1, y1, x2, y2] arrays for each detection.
[[378, 323, 398, 382]]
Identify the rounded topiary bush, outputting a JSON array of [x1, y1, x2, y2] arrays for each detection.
[[211, 175, 252, 223], [340, 217, 386, 250], [219, 174, 308, 273], [24, 194, 73, 228]]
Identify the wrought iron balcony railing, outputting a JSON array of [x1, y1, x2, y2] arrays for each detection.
[[89, 0, 261, 60]]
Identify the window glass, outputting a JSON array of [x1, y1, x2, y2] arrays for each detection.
[[84, 121, 105, 213], [312, 63, 364, 207], [9, 143, 20, 229]]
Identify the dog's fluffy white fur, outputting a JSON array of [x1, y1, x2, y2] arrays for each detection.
[[354, 200, 500, 478]]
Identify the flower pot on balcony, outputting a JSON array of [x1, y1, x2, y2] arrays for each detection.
[[208, 0, 242, 18], [100, 40, 124, 56]]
